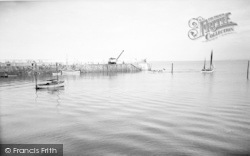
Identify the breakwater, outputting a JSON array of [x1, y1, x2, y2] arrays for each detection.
[[0, 63, 142, 77], [0, 65, 56, 77], [79, 64, 141, 73]]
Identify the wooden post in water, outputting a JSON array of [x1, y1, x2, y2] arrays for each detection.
[[56, 62, 58, 81], [247, 60, 249, 80], [171, 63, 173, 74], [33, 62, 38, 89]]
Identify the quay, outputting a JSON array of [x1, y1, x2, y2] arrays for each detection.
[[0, 61, 148, 77], [79, 64, 141, 73]]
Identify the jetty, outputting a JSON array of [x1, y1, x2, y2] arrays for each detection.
[[0, 60, 146, 77], [79, 64, 141, 73]]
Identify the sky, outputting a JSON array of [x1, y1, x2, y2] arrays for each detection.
[[0, 0, 250, 63]]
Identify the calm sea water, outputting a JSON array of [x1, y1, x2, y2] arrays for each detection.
[[1, 61, 250, 156]]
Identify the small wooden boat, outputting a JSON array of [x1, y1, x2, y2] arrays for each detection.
[[201, 68, 214, 73], [62, 70, 80, 75], [36, 79, 64, 89], [201, 50, 214, 73], [52, 72, 62, 76], [0, 73, 8, 78], [0, 72, 17, 78], [34, 62, 64, 90]]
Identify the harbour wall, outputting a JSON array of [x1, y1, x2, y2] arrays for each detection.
[[79, 64, 141, 73], [0, 63, 142, 76]]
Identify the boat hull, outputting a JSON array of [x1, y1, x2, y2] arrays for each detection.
[[36, 81, 64, 89], [0, 74, 17, 78], [201, 69, 214, 73], [52, 72, 62, 76], [202, 50, 214, 73], [62, 70, 80, 75]]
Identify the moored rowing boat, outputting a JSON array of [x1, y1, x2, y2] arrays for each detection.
[[36, 80, 64, 89], [33, 62, 65, 90]]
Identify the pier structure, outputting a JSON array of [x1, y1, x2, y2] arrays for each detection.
[[78, 64, 141, 73], [0, 61, 144, 77]]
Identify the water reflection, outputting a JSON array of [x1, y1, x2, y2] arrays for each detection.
[[81, 72, 120, 79], [201, 72, 214, 96], [63, 75, 80, 81], [1, 61, 250, 155], [35, 88, 64, 112]]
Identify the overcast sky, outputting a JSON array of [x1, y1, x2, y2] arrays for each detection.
[[0, 0, 249, 62]]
